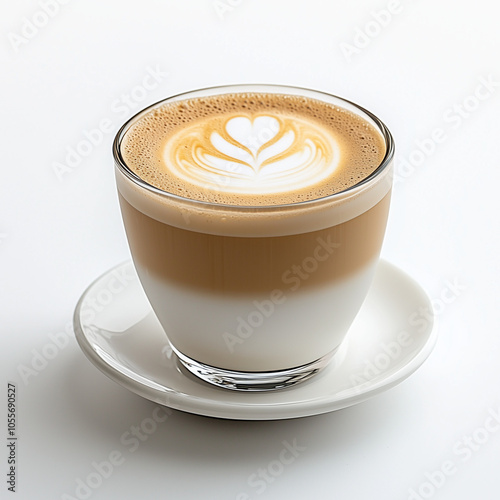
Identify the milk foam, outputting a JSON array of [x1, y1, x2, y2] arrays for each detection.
[[117, 91, 393, 236], [120, 92, 387, 206], [164, 113, 340, 195]]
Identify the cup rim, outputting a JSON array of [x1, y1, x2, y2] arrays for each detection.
[[112, 83, 394, 211]]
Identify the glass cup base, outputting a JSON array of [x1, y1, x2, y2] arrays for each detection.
[[172, 346, 337, 391]]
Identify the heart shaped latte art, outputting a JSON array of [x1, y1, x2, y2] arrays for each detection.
[[163, 113, 340, 194]]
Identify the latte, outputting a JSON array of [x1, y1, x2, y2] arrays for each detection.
[[114, 85, 394, 389], [120, 92, 385, 206]]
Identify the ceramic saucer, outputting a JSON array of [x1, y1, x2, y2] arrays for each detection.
[[73, 260, 437, 420]]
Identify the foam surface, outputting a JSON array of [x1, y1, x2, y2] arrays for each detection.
[[120, 93, 386, 206]]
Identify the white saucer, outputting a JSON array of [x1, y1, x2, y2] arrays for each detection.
[[73, 260, 437, 420]]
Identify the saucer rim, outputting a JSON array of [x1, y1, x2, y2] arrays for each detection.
[[74, 260, 437, 420]]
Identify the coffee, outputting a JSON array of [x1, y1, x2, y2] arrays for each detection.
[[114, 85, 394, 389], [120, 92, 385, 206]]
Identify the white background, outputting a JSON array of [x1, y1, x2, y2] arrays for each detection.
[[1, 1, 499, 499]]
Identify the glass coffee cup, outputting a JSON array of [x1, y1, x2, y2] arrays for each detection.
[[113, 84, 394, 391]]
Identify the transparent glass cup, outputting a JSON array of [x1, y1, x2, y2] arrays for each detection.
[[113, 84, 394, 391]]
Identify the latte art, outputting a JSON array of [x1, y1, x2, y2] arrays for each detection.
[[164, 114, 339, 194], [120, 92, 387, 205]]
